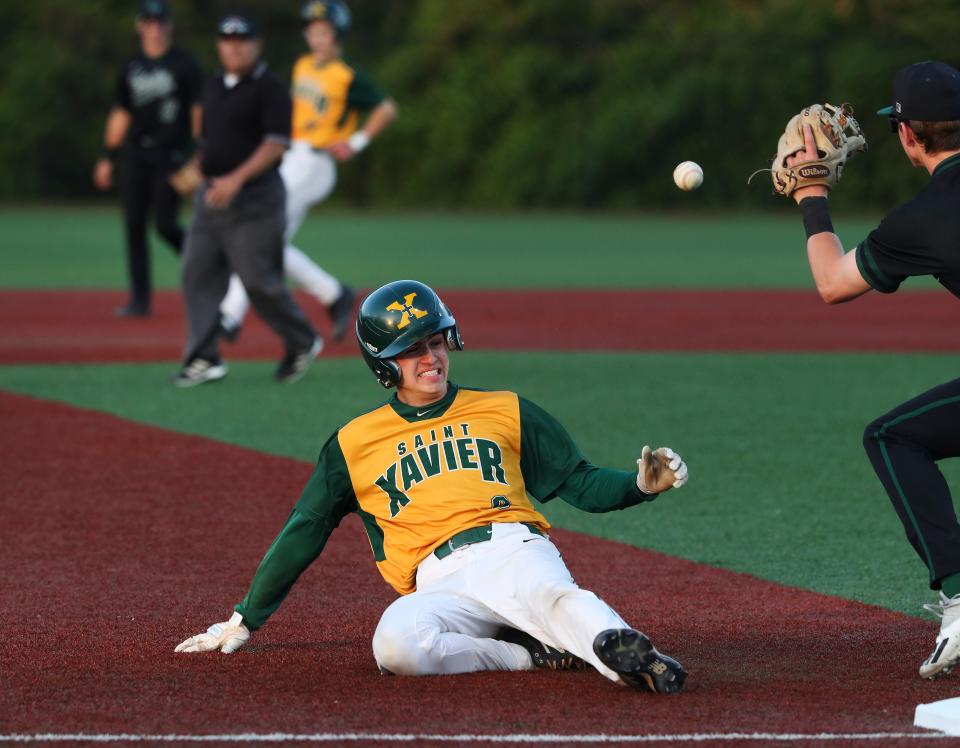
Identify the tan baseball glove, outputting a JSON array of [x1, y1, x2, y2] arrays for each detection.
[[168, 156, 204, 197], [636, 446, 688, 495], [760, 103, 867, 197]]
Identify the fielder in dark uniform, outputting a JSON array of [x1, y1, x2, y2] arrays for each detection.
[[93, 0, 203, 317], [175, 14, 320, 387], [786, 60, 960, 678], [175, 279, 690, 694]]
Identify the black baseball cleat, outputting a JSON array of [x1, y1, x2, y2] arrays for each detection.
[[593, 628, 686, 694], [328, 286, 357, 342], [115, 302, 150, 318], [498, 627, 588, 671]]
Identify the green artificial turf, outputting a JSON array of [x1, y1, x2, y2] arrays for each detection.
[[3, 350, 958, 616], [5, 205, 945, 290]]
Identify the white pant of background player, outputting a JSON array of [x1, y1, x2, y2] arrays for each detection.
[[372, 522, 630, 682], [219, 141, 343, 327]]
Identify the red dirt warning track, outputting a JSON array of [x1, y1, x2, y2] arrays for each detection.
[[1, 390, 955, 745], [0, 288, 956, 364]]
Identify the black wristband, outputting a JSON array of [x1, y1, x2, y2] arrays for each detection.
[[798, 196, 834, 239], [102, 147, 120, 162]]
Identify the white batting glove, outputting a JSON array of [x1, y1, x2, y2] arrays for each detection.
[[174, 611, 250, 654], [637, 446, 689, 495]]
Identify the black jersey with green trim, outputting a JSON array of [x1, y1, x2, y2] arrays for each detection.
[[855, 152, 960, 297]]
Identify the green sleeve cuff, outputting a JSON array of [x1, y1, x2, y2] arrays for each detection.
[[855, 240, 900, 293]]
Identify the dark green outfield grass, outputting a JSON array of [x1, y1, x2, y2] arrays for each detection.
[[3, 351, 958, 616], [7, 204, 947, 290]]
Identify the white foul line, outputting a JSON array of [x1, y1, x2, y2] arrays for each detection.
[[0, 732, 952, 743]]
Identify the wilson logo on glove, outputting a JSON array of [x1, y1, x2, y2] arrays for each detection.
[[798, 165, 830, 178]]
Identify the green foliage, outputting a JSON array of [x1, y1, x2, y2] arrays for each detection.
[[1, 0, 958, 207]]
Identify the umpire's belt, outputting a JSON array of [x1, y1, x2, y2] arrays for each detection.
[[434, 523, 544, 560]]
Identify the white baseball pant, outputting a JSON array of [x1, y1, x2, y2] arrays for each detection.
[[371, 522, 630, 682], [220, 141, 342, 325]]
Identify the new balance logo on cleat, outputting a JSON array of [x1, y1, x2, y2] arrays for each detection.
[[592, 628, 686, 694]]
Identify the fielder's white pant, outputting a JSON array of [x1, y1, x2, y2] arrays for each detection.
[[220, 141, 341, 325], [371, 522, 630, 683]]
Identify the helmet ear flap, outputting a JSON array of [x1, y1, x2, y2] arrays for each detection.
[[371, 357, 401, 389], [445, 325, 464, 352]]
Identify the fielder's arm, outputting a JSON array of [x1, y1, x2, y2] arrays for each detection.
[[788, 125, 872, 304], [92, 107, 131, 190], [330, 97, 398, 160]]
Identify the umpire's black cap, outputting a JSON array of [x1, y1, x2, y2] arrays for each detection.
[[217, 13, 260, 38], [138, 0, 170, 20], [878, 61, 960, 122]]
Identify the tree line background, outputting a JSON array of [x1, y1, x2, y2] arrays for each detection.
[[2, 0, 957, 211]]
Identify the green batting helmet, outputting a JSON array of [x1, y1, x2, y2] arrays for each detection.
[[356, 280, 464, 389], [301, 0, 351, 37]]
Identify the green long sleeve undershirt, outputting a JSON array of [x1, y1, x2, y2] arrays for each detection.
[[235, 386, 655, 630]]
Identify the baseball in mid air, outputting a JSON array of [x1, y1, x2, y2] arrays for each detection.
[[673, 161, 703, 191]]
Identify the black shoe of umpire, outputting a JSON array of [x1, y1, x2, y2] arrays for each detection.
[[328, 286, 357, 342], [275, 338, 323, 383], [592, 628, 686, 694], [498, 627, 588, 671]]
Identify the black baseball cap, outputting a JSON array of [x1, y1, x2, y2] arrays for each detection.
[[217, 14, 260, 38], [138, 0, 170, 20], [877, 61, 960, 121]]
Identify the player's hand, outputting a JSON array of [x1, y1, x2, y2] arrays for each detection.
[[637, 446, 689, 495], [174, 612, 250, 653], [205, 173, 245, 209], [93, 158, 113, 190], [785, 124, 829, 203], [328, 140, 356, 162]]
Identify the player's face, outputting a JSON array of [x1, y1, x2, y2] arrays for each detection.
[[394, 333, 449, 407], [217, 37, 262, 75], [136, 17, 172, 49], [304, 20, 338, 60]]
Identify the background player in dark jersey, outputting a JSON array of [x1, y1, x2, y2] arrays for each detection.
[[92, 0, 203, 317], [785, 60, 960, 678]]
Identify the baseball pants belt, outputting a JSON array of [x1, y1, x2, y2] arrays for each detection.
[[434, 523, 544, 560]]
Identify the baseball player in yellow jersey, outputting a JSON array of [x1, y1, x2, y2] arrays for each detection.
[[218, 0, 398, 343], [177, 280, 690, 693]]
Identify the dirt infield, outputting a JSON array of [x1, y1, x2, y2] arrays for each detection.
[[1, 389, 955, 744], [0, 288, 957, 364]]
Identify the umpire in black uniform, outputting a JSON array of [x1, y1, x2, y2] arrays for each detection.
[[176, 13, 320, 387], [93, 0, 203, 317], [786, 60, 960, 678]]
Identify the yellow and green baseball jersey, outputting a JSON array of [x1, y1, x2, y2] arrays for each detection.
[[337, 387, 550, 594], [236, 384, 654, 630], [290, 55, 384, 148]]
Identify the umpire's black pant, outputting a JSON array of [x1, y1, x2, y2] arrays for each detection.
[[863, 377, 960, 589], [181, 171, 316, 363], [121, 150, 184, 310]]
